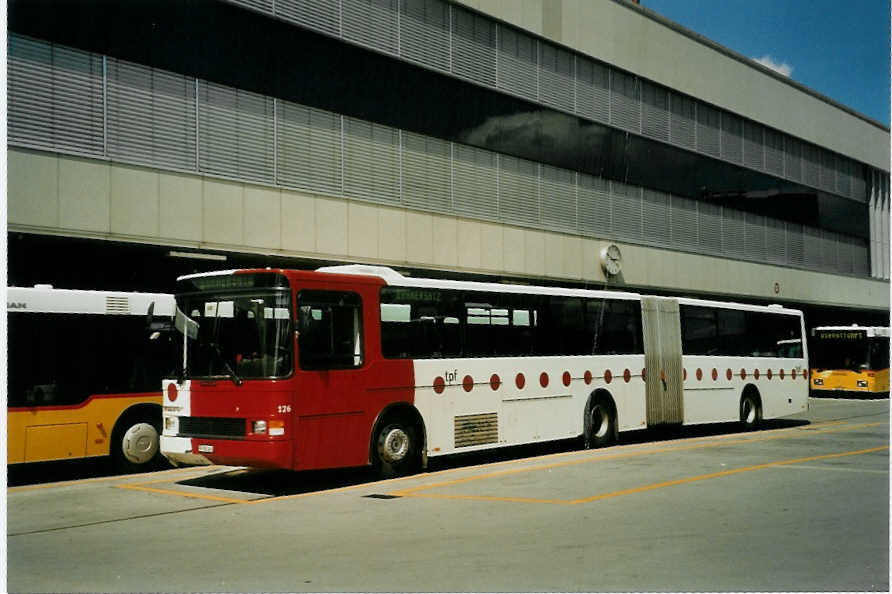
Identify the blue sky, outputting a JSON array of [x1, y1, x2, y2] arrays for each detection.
[[642, 0, 890, 126]]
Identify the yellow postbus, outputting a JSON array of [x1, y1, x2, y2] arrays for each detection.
[[7, 285, 175, 471], [810, 326, 890, 398]]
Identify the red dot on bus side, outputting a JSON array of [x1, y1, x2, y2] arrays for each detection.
[[696, 368, 703, 381], [683, 368, 687, 381], [791, 369, 797, 380], [641, 368, 646, 381], [726, 369, 733, 381], [779, 368, 785, 380], [767, 369, 772, 380], [462, 375, 474, 392], [604, 369, 612, 384], [711, 368, 718, 381], [740, 368, 747, 380], [490, 374, 501, 391], [540, 372, 549, 388], [562, 371, 571, 387], [623, 369, 631, 383], [584, 370, 593, 385], [167, 383, 178, 402], [516, 373, 526, 389], [754, 369, 760, 380], [433, 376, 446, 394]]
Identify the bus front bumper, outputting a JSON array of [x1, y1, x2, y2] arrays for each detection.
[[160, 434, 292, 468]]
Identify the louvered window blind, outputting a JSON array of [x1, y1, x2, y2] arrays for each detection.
[[641, 82, 669, 142], [198, 81, 274, 183], [402, 132, 453, 214], [577, 174, 612, 237], [343, 117, 401, 205], [399, 0, 450, 73], [574, 58, 609, 126], [540, 166, 577, 233], [107, 58, 196, 171], [8, 35, 104, 155], [539, 43, 574, 113], [276, 0, 341, 36], [609, 70, 640, 133], [496, 26, 538, 102], [452, 144, 498, 221], [669, 94, 696, 150], [498, 156, 539, 226], [276, 101, 343, 195], [451, 7, 496, 87], [342, 0, 399, 55]]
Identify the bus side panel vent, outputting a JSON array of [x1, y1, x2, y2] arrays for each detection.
[[454, 413, 498, 448], [105, 296, 130, 315]]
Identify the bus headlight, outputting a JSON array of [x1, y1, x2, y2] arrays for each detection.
[[857, 380, 869, 388], [813, 378, 823, 386], [250, 419, 285, 436], [165, 416, 179, 433]]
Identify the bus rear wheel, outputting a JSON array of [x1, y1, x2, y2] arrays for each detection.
[[373, 418, 420, 479], [740, 393, 762, 431], [584, 396, 616, 449]]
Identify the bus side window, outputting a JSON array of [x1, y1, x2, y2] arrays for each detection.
[[298, 291, 363, 370]]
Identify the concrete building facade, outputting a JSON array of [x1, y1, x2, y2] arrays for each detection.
[[6, 0, 890, 323]]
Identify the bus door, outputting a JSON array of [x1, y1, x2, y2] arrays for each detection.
[[293, 287, 374, 470], [641, 297, 684, 425]]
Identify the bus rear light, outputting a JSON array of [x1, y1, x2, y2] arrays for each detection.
[[165, 416, 179, 433]]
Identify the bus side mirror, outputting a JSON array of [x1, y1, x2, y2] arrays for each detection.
[[146, 302, 156, 330]]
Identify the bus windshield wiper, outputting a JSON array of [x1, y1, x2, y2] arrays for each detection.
[[207, 341, 243, 386]]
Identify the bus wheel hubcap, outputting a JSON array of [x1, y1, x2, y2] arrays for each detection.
[[123, 423, 159, 464], [592, 406, 609, 438], [379, 428, 409, 463], [743, 400, 756, 424]]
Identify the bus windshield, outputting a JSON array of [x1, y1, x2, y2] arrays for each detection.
[[811, 335, 869, 371], [177, 291, 293, 380]]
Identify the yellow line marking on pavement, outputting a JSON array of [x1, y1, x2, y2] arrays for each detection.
[[7, 466, 223, 493], [115, 483, 249, 504], [782, 464, 890, 474], [390, 421, 887, 497], [394, 445, 888, 506], [568, 445, 888, 504]]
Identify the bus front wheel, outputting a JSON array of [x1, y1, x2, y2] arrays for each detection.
[[373, 418, 420, 479]]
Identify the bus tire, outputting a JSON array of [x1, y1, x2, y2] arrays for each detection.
[[739, 389, 762, 431], [584, 393, 617, 449], [111, 406, 166, 473], [372, 416, 421, 479]]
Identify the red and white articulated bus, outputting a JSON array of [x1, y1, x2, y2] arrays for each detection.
[[160, 265, 809, 477]]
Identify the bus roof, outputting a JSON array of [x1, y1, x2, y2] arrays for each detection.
[[813, 325, 890, 338], [316, 265, 803, 316], [7, 286, 175, 316]]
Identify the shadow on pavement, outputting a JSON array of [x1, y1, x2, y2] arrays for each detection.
[[175, 418, 811, 498]]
